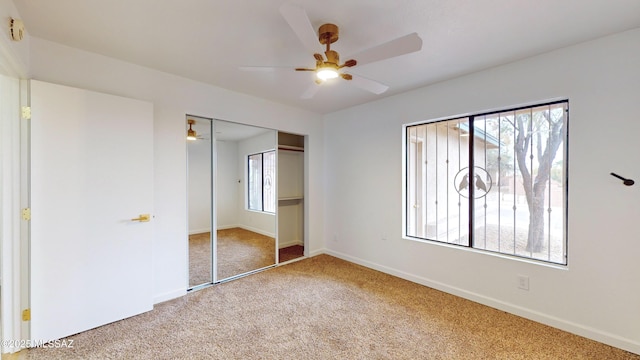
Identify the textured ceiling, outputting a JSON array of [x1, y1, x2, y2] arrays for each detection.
[[12, 0, 640, 114]]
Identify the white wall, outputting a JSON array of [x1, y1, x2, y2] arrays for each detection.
[[215, 140, 239, 229], [236, 131, 277, 236], [323, 28, 640, 354], [27, 37, 325, 303], [278, 150, 304, 199], [187, 138, 211, 234], [278, 149, 304, 248]]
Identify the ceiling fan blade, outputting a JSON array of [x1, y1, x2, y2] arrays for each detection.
[[349, 33, 422, 66], [340, 59, 357, 68], [279, 3, 321, 53], [349, 74, 389, 95], [238, 66, 292, 72], [300, 83, 320, 99]]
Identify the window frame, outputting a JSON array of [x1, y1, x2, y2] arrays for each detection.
[[247, 150, 276, 214], [402, 99, 569, 265]]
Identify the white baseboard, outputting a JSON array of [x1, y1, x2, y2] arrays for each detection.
[[209, 224, 276, 238], [188, 228, 210, 235], [190, 225, 277, 241], [237, 225, 275, 238], [217, 224, 238, 231], [323, 249, 640, 356], [278, 239, 304, 249], [153, 288, 187, 305], [308, 248, 326, 257]]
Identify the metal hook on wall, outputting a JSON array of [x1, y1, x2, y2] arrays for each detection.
[[610, 173, 635, 186]]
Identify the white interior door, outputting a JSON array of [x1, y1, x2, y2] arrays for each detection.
[[30, 80, 154, 341]]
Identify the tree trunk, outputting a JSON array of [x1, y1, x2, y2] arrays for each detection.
[[513, 111, 564, 253], [526, 191, 546, 252]]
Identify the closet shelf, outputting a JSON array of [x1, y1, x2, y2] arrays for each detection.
[[278, 145, 304, 152], [278, 196, 303, 201]]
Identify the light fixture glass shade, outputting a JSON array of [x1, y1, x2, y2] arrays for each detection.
[[187, 128, 197, 141], [317, 67, 339, 81]]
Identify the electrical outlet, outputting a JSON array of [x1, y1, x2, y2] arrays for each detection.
[[517, 275, 529, 291], [333, 234, 338, 242], [381, 233, 387, 241]]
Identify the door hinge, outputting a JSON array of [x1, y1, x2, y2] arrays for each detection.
[[21, 208, 31, 221], [21, 106, 31, 120], [22, 309, 30, 321]]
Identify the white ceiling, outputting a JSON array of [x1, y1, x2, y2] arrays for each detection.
[[12, 0, 640, 114]]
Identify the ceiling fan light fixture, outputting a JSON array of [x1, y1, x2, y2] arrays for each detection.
[[317, 66, 339, 81], [187, 120, 197, 141], [187, 129, 197, 141]]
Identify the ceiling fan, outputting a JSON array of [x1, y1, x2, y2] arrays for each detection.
[[186, 119, 210, 141], [242, 3, 423, 99]]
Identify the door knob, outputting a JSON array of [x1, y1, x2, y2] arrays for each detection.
[[131, 214, 151, 222]]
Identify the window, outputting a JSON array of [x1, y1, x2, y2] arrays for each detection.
[[248, 150, 276, 213], [404, 100, 568, 264]]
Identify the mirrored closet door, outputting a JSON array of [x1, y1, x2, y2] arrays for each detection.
[[187, 118, 309, 288], [187, 116, 213, 288], [187, 116, 278, 287], [213, 120, 277, 281]]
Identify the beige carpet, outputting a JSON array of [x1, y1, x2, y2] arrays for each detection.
[[216, 228, 275, 281], [188, 232, 212, 286], [190, 230, 299, 286], [13, 255, 639, 360]]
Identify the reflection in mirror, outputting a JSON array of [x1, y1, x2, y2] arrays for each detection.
[[213, 120, 277, 281], [187, 116, 213, 288]]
